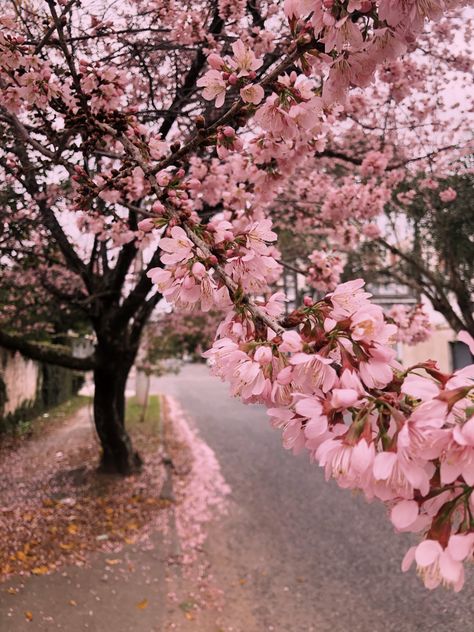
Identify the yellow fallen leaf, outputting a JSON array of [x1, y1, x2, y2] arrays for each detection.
[[124, 537, 135, 544], [105, 559, 121, 565], [16, 551, 27, 562], [6, 587, 17, 594], [32, 566, 49, 576], [59, 543, 74, 550], [136, 599, 148, 610], [67, 524, 78, 534], [184, 612, 195, 621], [105, 507, 114, 515], [69, 600, 77, 607], [25, 611, 33, 621], [126, 522, 138, 530]]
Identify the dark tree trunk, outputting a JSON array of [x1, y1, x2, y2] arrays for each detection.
[[93, 355, 142, 476]]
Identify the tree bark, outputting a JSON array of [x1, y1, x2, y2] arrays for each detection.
[[93, 360, 142, 475]]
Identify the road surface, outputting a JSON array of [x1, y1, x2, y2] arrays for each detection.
[[151, 363, 474, 632]]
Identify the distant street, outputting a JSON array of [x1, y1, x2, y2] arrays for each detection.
[[151, 363, 474, 632]]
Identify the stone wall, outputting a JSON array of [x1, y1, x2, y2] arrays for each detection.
[[0, 349, 39, 417], [0, 348, 84, 432]]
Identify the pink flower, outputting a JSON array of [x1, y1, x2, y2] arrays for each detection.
[[240, 83, 265, 105], [390, 499, 419, 529], [402, 535, 474, 591], [244, 218, 277, 254], [330, 388, 360, 409], [159, 226, 194, 265], [279, 331, 303, 353], [438, 418, 474, 485], [137, 218, 155, 232], [294, 396, 328, 439], [373, 450, 431, 500], [254, 345, 273, 365], [197, 69, 227, 107], [316, 438, 375, 493], [283, 0, 314, 18], [351, 304, 395, 344], [359, 359, 394, 389], [147, 267, 173, 292], [282, 418, 307, 454], [230, 40, 263, 77], [360, 151, 389, 177], [379, 0, 445, 29], [322, 16, 364, 53], [231, 358, 267, 399], [290, 352, 337, 393], [254, 94, 294, 138], [328, 279, 372, 320], [439, 188, 457, 202], [207, 53, 225, 70]]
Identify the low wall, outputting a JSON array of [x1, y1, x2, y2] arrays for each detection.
[[0, 348, 84, 433]]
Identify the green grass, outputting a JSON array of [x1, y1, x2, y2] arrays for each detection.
[[125, 395, 161, 435]]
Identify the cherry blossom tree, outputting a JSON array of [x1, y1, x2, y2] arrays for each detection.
[[266, 12, 473, 336], [2, 0, 474, 590]]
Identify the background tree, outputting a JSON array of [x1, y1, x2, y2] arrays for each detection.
[[266, 11, 472, 334]]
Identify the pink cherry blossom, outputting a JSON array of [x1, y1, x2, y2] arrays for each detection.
[[197, 69, 227, 107], [240, 83, 265, 105], [402, 536, 472, 591], [230, 40, 263, 77], [159, 226, 194, 265]]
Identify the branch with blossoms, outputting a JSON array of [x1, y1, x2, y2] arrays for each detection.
[[70, 1, 474, 591], [2, 0, 473, 584], [141, 3, 474, 592]]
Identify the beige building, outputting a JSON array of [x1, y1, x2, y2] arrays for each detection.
[[400, 325, 456, 373]]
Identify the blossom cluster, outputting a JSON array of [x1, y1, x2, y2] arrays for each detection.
[[283, 0, 464, 105], [147, 215, 281, 311], [202, 279, 474, 591], [151, 223, 474, 591], [197, 39, 264, 108], [388, 303, 433, 345], [306, 248, 344, 292]]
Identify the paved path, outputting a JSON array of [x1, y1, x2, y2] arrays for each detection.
[[150, 363, 474, 632]]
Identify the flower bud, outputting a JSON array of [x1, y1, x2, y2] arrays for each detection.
[[137, 218, 155, 232], [192, 261, 206, 279], [152, 200, 165, 215], [254, 346, 273, 365], [208, 53, 224, 70], [182, 275, 195, 290]]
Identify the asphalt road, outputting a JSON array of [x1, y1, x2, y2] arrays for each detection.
[[151, 363, 474, 632]]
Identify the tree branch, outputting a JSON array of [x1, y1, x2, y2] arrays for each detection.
[[0, 330, 96, 370]]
